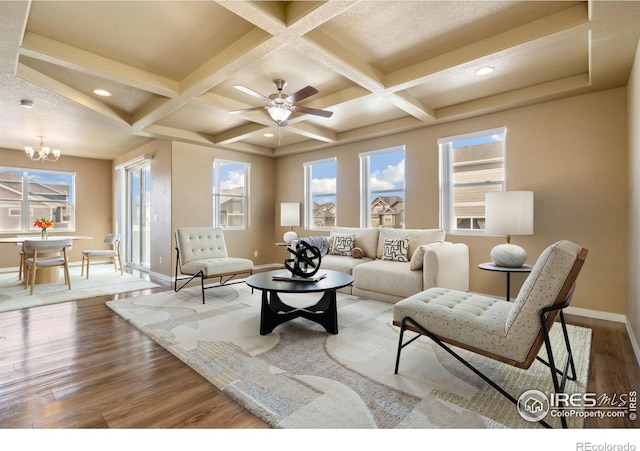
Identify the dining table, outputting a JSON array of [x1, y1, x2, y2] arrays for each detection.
[[0, 235, 93, 284]]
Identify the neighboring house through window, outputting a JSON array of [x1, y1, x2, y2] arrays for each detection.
[[213, 159, 249, 229], [0, 167, 75, 232], [360, 147, 405, 228], [439, 127, 506, 234], [304, 158, 336, 229]]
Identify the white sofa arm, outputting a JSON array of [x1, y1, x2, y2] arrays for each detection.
[[422, 242, 469, 292]]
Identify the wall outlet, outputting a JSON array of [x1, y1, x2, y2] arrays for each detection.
[[254, 251, 259, 257], [159, 256, 162, 264]]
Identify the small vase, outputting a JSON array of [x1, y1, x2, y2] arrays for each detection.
[[41, 228, 48, 240]]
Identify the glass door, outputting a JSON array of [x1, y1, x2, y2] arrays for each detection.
[[126, 162, 151, 269]]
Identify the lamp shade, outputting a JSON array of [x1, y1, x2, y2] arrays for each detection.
[[485, 191, 534, 236], [281, 203, 300, 244], [280, 203, 300, 227]]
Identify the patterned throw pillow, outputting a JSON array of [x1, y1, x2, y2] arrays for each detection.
[[330, 234, 355, 256], [382, 238, 409, 262]]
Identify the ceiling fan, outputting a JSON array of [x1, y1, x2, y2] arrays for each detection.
[[228, 79, 333, 127]]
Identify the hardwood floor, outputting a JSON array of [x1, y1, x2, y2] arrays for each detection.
[[0, 272, 638, 429]]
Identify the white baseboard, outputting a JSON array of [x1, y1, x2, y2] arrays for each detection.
[[565, 305, 626, 323], [565, 306, 640, 367], [625, 320, 640, 368]]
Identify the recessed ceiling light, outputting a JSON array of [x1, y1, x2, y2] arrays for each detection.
[[93, 89, 112, 97], [20, 100, 34, 109], [264, 133, 274, 138], [476, 67, 495, 75]]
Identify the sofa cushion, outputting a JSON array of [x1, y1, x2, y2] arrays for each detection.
[[330, 227, 380, 259], [330, 234, 355, 256], [321, 254, 373, 275], [376, 228, 445, 260], [410, 241, 450, 270], [352, 260, 423, 298], [381, 238, 409, 262]]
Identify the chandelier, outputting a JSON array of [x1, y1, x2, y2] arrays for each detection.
[[25, 135, 61, 162]]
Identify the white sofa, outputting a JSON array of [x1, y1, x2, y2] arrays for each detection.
[[298, 227, 469, 303]]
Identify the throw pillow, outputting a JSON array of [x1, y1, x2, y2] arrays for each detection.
[[410, 244, 428, 270], [330, 234, 355, 256], [382, 238, 409, 262], [351, 247, 364, 259]]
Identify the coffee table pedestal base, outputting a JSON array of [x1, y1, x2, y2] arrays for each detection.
[[260, 289, 338, 335]]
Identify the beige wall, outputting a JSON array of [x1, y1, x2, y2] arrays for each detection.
[[170, 141, 276, 274], [627, 40, 640, 348], [0, 148, 112, 267], [275, 87, 629, 316]]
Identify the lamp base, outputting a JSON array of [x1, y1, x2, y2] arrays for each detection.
[[490, 243, 527, 268], [283, 231, 298, 245]]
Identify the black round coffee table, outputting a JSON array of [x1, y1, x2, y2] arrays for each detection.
[[245, 269, 353, 335]]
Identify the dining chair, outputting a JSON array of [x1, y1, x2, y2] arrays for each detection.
[[23, 238, 73, 295], [80, 234, 123, 279], [16, 234, 41, 280]]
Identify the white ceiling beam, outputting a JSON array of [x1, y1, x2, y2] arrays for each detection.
[[19, 32, 179, 97], [16, 62, 131, 125], [142, 124, 274, 157], [214, 122, 272, 145], [386, 3, 590, 92], [436, 73, 590, 120]]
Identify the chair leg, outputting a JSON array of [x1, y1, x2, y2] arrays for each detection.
[[29, 265, 36, 295], [394, 316, 561, 429], [81, 255, 85, 277]]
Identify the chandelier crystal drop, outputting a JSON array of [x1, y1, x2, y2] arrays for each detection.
[[24, 135, 61, 162]]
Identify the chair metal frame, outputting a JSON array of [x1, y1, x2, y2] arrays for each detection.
[[394, 247, 587, 429]]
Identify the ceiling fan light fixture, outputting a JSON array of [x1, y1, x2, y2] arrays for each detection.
[[268, 105, 292, 123]]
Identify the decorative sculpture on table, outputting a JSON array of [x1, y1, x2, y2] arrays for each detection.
[[285, 240, 322, 278]]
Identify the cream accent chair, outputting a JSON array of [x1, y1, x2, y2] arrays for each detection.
[[81, 234, 123, 279], [174, 227, 254, 304], [23, 238, 73, 295], [393, 240, 588, 428]]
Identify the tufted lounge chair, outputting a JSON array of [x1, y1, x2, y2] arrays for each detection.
[[174, 227, 253, 304], [393, 240, 588, 428]]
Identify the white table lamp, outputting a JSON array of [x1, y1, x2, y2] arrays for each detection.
[[281, 202, 300, 244], [485, 191, 534, 267]]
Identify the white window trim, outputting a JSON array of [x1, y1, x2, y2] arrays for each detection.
[[439, 127, 506, 236], [304, 157, 336, 230], [213, 159, 250, 230], [359, 146, 405, 229]]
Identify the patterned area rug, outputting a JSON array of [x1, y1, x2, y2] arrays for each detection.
[[106, 284, 591, 429], [0, 265, 159, 312]]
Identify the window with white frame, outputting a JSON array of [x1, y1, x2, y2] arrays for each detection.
[[0, 167, 75, 232], [360, 147, 405, 228], [439, 128, 506, 233], [304, 158, 336, 229], [212, 159, 250, 229]]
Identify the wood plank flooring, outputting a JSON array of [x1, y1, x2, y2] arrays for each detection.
[[1, 272, 638, 429]]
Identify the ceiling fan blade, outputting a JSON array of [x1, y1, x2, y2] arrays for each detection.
[[291, 105, 333, 118], [286, 86, 318, 103], [233, 85, 270, 102], [228, 106, 266, 114]]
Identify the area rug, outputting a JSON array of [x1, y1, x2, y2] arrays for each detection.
[[0, 265, 160, 312], [106, 284, 591, 429]]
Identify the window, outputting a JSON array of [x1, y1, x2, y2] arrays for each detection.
[[439, 128, 506, 233], [304, 158, 336, 229], [0, 167, 75, 232], [213, 159, 249, 229], [360, 147, 405, 228]]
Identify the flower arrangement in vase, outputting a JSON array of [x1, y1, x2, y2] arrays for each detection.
[[34, 217, 54, 239]]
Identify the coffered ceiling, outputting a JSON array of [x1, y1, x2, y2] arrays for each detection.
[[1, 1, 639, 160]]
